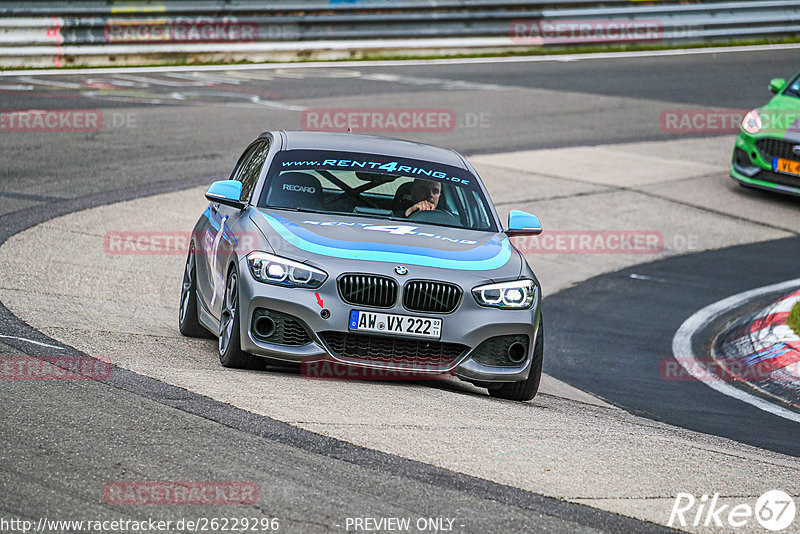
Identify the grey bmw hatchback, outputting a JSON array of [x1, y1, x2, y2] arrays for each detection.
[[179, 131, 544, 400]]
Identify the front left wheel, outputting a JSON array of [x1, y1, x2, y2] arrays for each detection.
[[218, 267, 264, 370]]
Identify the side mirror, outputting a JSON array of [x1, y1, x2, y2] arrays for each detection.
[[506, 210, 542, 237], [205, 180, 245, 209], [769, 78, 786, 94]]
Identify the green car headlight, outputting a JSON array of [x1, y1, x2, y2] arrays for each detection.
[[247, 252, 327, 289], [472, 279, 537, 309], [741, 108, 761, 134]]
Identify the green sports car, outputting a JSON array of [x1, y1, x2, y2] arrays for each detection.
[[731, 70, 800, 196]]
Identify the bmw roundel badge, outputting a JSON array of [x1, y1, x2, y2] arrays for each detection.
[[395, 266, 408, 276]]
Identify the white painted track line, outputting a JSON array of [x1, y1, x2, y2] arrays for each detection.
[[0, 334, 65, 349], [672, 278, 800, 424], [2, 42, 799, 77]]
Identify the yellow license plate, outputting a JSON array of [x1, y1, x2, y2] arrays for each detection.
[[773, 157, 800, 177]]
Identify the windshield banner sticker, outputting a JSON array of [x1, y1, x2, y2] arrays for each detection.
[[277, 152, 471, 186]]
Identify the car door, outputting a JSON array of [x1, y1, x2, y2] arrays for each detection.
[[208, 139, 270, 320]]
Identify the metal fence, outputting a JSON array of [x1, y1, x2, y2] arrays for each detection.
[[1, 1, 798, 68]]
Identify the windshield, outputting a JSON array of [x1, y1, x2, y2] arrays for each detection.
[[258, 149, 497, 231], [784, 74, 800, 98]]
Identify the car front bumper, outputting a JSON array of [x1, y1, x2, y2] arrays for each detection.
[[236, 257, 541, 384], [730, 131, 800, 197]]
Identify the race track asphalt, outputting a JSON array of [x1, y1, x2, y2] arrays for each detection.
[[1, 47, 799, 532], [544, 236, 800, 458]]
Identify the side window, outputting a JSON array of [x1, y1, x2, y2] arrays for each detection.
[[239, 141, 269, 202], [230, 142, 261, 182]]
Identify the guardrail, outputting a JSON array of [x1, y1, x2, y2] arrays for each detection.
[[1, 1, 798, 68]]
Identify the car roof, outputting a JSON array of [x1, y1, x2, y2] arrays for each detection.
[[267, 130, 469, 170]]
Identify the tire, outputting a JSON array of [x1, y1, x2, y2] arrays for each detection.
[[488, 319, 544, 402], [218, 266, 265, 370], [178, 245, 213, 338]]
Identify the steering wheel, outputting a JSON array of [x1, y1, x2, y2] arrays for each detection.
[[408, 209, 460, 226]]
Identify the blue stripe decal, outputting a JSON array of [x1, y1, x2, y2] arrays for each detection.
[[202, 207, 237, 246], [261, 211, 511, 270], [268, 212, 500, 260]]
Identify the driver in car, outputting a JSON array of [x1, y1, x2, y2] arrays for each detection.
[[401, 178, 442, 217]]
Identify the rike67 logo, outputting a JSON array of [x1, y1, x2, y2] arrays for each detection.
[[669, 490, 796, 531]]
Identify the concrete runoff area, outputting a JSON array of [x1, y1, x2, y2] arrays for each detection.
[[1, 134, 798, 532]]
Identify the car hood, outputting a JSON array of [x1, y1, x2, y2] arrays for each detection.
[[250, 208, 521, 279], [760, 93, 800, 140]]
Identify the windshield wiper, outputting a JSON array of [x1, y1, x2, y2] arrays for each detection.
[[270, 206, 404, 221], [267, 206, 344, 215], [265, 207, 481, 231]]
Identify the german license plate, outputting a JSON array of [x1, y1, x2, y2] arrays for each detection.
[[349, 310, 441, 339], [773, 157, 800, 177]]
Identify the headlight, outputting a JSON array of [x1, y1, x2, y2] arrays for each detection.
[[247, 252, 327, 289], [741, 109, 761, 134], [472, 279, 537, 309]]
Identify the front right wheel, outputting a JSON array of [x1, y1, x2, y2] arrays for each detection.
[[488, 319, 543, 402], [179, 244, 213, 338]]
